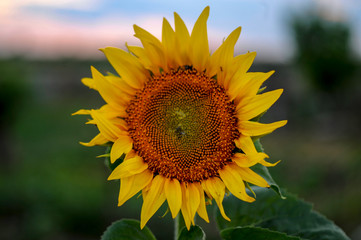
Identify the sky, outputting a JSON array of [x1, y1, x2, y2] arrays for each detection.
[[1, 0, 360, 62]]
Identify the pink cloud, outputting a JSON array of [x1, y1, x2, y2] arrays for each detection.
[[0, 8, 290, 62], [0, 11, 142, 58]]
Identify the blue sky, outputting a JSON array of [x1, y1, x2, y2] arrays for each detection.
[[1, 0, 360, 61]]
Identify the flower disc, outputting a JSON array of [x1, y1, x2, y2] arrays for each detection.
[[126, 68, 239, 182]]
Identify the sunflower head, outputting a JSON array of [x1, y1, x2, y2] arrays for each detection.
[[74, 6, 287, 230]]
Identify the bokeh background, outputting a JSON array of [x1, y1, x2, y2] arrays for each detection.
[[1, 0, 360, 239]]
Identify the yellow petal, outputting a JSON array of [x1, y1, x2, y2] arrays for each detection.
[[117, 170, 153, 206], [231, 52, 257, 80], [195, 182, 209, 223], [133, 24, 166, 73], [72, 109, 90, 116], [208, 27, 242, 77], [91, 67, 125, 109], [81, 77, 96, 90], [189, 6, 210, 71], [79, 133, 108, 147], [188, 183, 201, 222], [90, 109, 124, 142], [101, 47, 149, 89], [204, 177, 230, 221], [226, 73, 253, 101], [234, 138, 280, 167], [236, 89, 283, 121], [229, 71, 274, 102], [219, 164, 255, 202], [232, 152, 268, 168], [126, 44, 155, 73], [106, 75, 136, 97], [162, 17, 177, 68], [224, 52, 257, 90], [140, 175, 166, 229], [108, 156, 148, 180], [110, 135, 133, 163], [234, 135, 258, 156], [98, 104, 123, 119], [111, 118, 128, 132], [260, 159, 281, 167], [180, 183, 192, 230], [174, 12, 190, 66], [237, 166, 269, 188], [201, 181, 212, 200], [238, 120, 288, 136], [237, 71, 274, 101], [124, 150, 138, 161], [164, 178, 182, 218]]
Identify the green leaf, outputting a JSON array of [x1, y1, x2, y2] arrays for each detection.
[[252, 139, 285, 198], [216, 187, 350, 240], [221, 226, 301, 240], [101, 219, 156, 240], [178, 225, 206, 240]]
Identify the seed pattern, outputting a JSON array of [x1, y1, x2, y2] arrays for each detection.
[[126, 67, 239, 182]]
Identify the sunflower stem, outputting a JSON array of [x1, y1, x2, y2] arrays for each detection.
[[174, 213, 185, 240]]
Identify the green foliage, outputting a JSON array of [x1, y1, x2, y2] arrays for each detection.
[[221, 227, 301, 240], [216, 187, 350, 240], [0, 59, 29, 126], [178, 226, 205, 240], [292, 12, 355, 92], [101, 219, 156, 240]]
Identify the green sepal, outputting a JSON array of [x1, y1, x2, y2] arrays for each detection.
[[106, 71, 117, 77], [257, 86, 267, 94], [178, 225, 206, 240], [253, 138, 264, 152], [244, 182, 256, 198], [252, 139, 285, 198], [251, 163, 285, 199], [221, 226, 301, 240], [101, 219, 156, 240], [215, 187, 350, 240]]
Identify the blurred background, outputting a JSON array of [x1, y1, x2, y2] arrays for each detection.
[[0, 0, 360, 239]]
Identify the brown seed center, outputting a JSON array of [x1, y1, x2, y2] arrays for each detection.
[[126, 68, 239, 182]]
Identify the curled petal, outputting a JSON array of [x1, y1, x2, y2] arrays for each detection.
[[79, 133, 108, 147]]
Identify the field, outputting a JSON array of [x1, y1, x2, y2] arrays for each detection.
[[0, 58, 360, 240]]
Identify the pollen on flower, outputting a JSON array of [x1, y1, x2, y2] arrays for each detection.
[[126, 67, 240, 182]]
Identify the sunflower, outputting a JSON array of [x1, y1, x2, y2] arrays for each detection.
[[74, 6, 287, 230]]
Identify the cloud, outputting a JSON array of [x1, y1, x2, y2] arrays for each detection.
[[0, 1, 293, 62], [0, 9, 168, 58], [0, 0, 101, 14]]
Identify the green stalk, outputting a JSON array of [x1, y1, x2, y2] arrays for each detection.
[[174, 213, 186, 240]]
